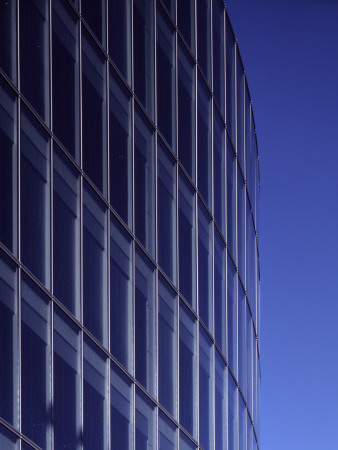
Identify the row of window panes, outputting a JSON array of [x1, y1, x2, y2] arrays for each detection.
[[0, 247, 259, 449]]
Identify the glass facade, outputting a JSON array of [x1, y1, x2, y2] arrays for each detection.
[[0, 1, 260, 449]]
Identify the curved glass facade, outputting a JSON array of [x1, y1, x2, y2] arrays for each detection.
[[0, 0, 260, 449]]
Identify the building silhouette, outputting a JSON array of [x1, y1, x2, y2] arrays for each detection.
[[0, 0, 260, 448]]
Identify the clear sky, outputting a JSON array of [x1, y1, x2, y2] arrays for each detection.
[[224, 0, 338, 448]]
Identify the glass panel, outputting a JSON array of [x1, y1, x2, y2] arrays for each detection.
[[247, 415, 253, 450], [0, 0, 16, 82], [157, 4, 176, 150], [198, 200, 212, 331], [157, 140, 177, 284], [81, 0, 106, 46], [214, 230, 226, 355], [179, 301, 197, 438], [110, 362, 133, 450], [246, 199, 255, 313], [83, 183, 108, 345], [0, 79, 17, 254], [238, 284, 246, 396], [227, 256, 237, 378], [135, 247, 156, 396], [226, 17, 235, 143], [134, 105, 155, 256], [20, 0, 49, 121], [159, 411, 177, 450], [178, 39, 195, 181], [228, 375, 238, 450], [238, 169, 245, 281], [213, 107, 225, 236], [135, 388, 156, 450], [21, 275, 51, 449], [244, 83, 250, 182], [0, 251, 18, 428], [197, 74, 212, 207], [0, 423, 18, 449], [213, 0, 225, 116], [226, 138, 236, 261], [52, 0, 79, 160], [197, 0, 211, 83], [21, 106, 50, 287], [239, 395, 247, 450], [237, 51, 245, 168], [108, 0, 131, 82], [133, 0, 154, 117], [215, 351, 227, 450], [199, 328, 214, 450], [158, 275, 178, 418], [82, 30, 107, 195], [109, 67, 132, 226], [83, 336, 108, 450], [178, 171, 196, 309], [110, 215, 133, 371], [177, 0, 195, 53], [53, 306, 81, 450], [246, 306, 253, 414], [53, 146, 80, 318], [180, 432, 197, 450]]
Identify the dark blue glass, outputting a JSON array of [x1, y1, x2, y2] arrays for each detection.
[[197, 0, 211, 83], [198, 200, 212, 330], [53, 307, 81, 450], [159, 411, 177, 450], [214, 230, 226, 355], [179, 301, 197, 438], [81, 0, 106, 46], [244, 83, 251, 182], [158, 140, 177, 284], [247, 414, 254, 450], [228, 374, 238, 450], [180, 432, 197, 450], [197, 75, 212, 207], [226, 17, 235, 143], [227, 255, 237, 378], [0, 0, 16, 83], [52, 0, 79, 160], [178, 171, 196, 309], [238, 168, 245, 279], [111, 362, 133, 450], [238, 284, 246, 395], [0, 423, 18, 449], [0, 251, 18, 428], [199, 328, 213, 450], [21, 106, 50, 287], [246, 198, 255, 313], [239, 394, 246, 450], [108, 0, 131, 82], [215, 351, 227, 450], [157, 5, 176, 150], [83, 336, 108, 450], [213, 0, 225, 116], [20, 0, 49, 121], [83, 183, 108, 345], [214, 107, 225, 236], [21, 275, 51, 449], [53, 146, 80, 318], [135, 388, 156, 450], [237, 50, 245, 166], [110, 215, 133, 371], [246, 304, 253, 414], [109, 68, 132, 226], [0, 79, 17, 254], [226, 138, 236, 260], [178, 40, 195, 181], [135, 247, 155, 395], [82, 30, 107, 195], [133, 0, 154, 117], [177, 0, 195, 53]]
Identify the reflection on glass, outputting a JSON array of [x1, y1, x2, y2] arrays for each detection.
[[0, 79, 17, 254], [238, 169, 245, 280], [0, 0, 16, 83], [226, 17, 235, 143], [135, 388, 156, 450], [159, 411, 177, 450], [198, 200, 212, 331], [228, 375, 238, 450], [247, 414, 253, 450], [239, 394, 246, 450], [246, 198, 255, 312], [214, 107, 225, 236], [237, 50, 245, 167], [213, 0, 225, 116], [21, 275, 51, 449], [21, 106, 50, 287], [199, 328, 214, 450], [227, 138, 236, 260], [227, 256, 237, 378], [215, 351, 227, 450], [81, 0, 105, 46], [244, 83, 251, 183], [177, 0, 195, 52], [180, 432, 197, 450], [238, 284, 246, 395], [197, 0, 211, 82], [247, 304, 253, 414], [110, 215, 133, 372], [214, 230, 226, 355], [0, 423, 18, 449]]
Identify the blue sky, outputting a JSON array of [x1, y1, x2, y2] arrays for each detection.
[[224, 0, 338, 448]]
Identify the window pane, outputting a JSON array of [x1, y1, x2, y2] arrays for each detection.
[[21, 106, 50, 287], [135, 388, 156, 450], [158, 275, 177, 418], [246, 199, 255, 313], [0, 423, 18, 449], [178, 40, 195, 181], [179, 301, 197, 438], [177, 0, 195, 53], [81, 0, 106, 46], [52, 0, 79, 160], [159, 411, 177, 450], [21, 275, 51, 449], [214, 230, 226, 355], [133, 0, 154, 117], [54, 306, 81, 450], [178, 171, 196, 309], [226, 138, 236, 260], [158, 140, 177, 284], [238, 169, 245, 280], [135, 247, 156, 396], [226, 17, 235, 143], [157, 5, 176, 150], [239, 395, 246, 450], [108, 0, 131, 82], [109, 68, 132, 226], [247, 414, 253, 450], [214, 107, 225, 236], [237, 51, 245, 168], [83, 336, 108, 450], [82, 30, 107, 195], [180, 432, 197, 450], [53, 146, 80, 318], [0, 0, 16, 82], [228, 375, 238, 450], [227, 256, 237, 378], [215, 351, 227, 450], [0, 79, 17, 254], [197, 0, 211, 83], [199, 328, 214, 450], [20, 0, 49, 121], [83, 183, 108, 345], [110, 362, 133, 450], [238, 284, 246, 396], [134, 105, 155, 256], [213, 0, 225, 116], [110, 215, 133, 371], [247, 305, 253, 414], [198, 201, 212, 331], [0, 251, 18, 428]]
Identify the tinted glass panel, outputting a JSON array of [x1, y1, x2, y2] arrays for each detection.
[[228, 375, 238, 450], [215, 351, 227, 450], [227, 256, 237, 378], [198, 201, 212, 331], [159, 411, 177, 450], [226, 17, 235, 143], [238, 169, 245, 279], [214, 230, 226, 355], [214, 107, 225, 236], [247, 306, 253, 413], [246, 200, 255, 312], [238, 285, 246, 395], [239, 395, 246, 450], [226, 139, 236, 260], [197, 0, 211, 82], [199, 328, 214, 450], [177, 0, 195, 52], [237, 51, 245, 167], [0, 0, 16, 82], [213, 0, 225, 116], [180, 432, 197, 450], [0, 423, 18, 449], [135, 388, 156, 450], [81, 0, 105, 46]]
